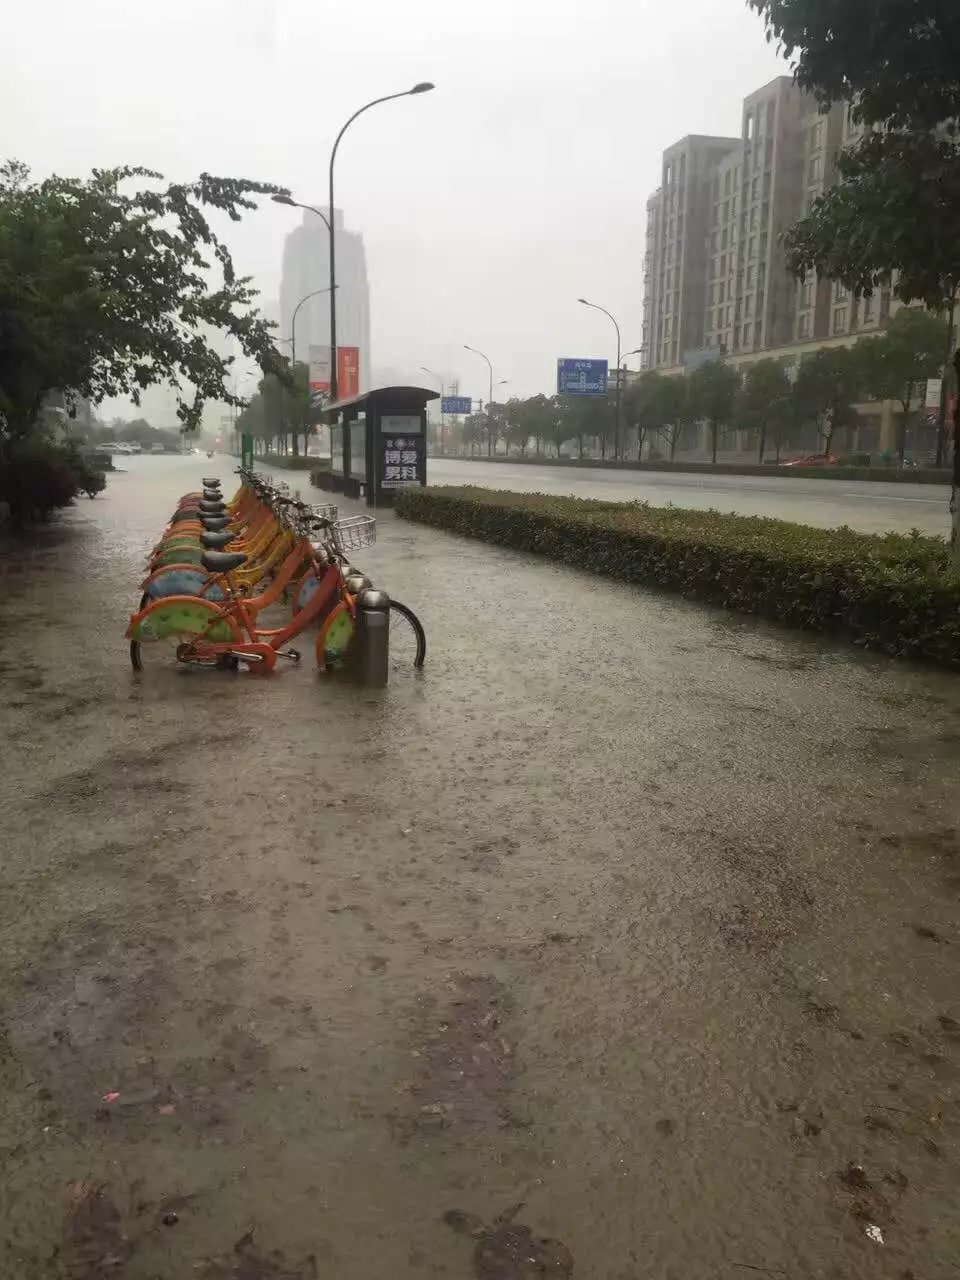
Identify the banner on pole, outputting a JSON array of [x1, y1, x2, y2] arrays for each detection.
[[308, 345, 331, 393], [337, 346, 360, 399]]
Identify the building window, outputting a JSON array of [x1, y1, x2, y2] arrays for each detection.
[[709, 284, 717, 305], [746, 265, 756, 287], [746, 112, 755, 140], [748, 235, 756, 259], [751, 176, 759, 200], [801, 281, 814, 308], [718, 282, 725, 303], [743, 322, 752, 345], [862, 294, 875, 322], [750, 206, 758, 229], [798, 312, 810, 338], [808, 154, 823, 183], [834, 281, 848, 302], [833, 306, 848, 333], [744, 295, 753, 317]]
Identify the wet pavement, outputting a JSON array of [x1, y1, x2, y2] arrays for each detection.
[[429, 458, 953, 536], [1, 454, 959, 1279]]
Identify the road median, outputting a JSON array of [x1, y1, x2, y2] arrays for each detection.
[[396, 486, 960, 668]]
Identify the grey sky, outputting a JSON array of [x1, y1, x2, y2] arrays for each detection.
[[4, 0, 789, 404]]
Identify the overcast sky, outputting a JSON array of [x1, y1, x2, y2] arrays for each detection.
[[3, 0, 789, 404]]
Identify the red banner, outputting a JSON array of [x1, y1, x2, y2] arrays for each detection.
[[337, 346, 360, 399]]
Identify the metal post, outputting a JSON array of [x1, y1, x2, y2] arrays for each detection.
[[356, 588, 391, 687]]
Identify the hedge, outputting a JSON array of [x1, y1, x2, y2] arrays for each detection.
[[430, 454, 952, 485], [261, 454, 329, 472], [395, 486, 960, 667]]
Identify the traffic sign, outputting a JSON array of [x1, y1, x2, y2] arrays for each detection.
[[441, 396, 472, 415], [557, 358, 608, 397]]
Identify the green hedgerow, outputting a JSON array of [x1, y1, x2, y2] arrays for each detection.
[[395, 486, 960, 668]]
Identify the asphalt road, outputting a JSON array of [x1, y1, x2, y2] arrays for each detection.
[[429, 458, 953, 536], [1, 455, 959, 1279]]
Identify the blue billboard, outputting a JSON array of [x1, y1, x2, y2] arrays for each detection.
[[441, 395, 472, 415], [557, 358, 609, 397]]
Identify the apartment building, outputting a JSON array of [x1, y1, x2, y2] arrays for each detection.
[[643, 135, 741, 369], [643, 78, 895, 374]]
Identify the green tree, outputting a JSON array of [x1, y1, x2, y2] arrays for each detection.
[[687, 361, 741, 464], [747, 0, 960, 130], [747, 0, 960, 544], [0, 160, 287, 440], [625, 371, 686, 461], [854, 309, 948, 461], [791, 347, 861, 457], [735, 359, 793, 463]]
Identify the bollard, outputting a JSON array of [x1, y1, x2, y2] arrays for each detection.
[[356, 588, 390, 688]]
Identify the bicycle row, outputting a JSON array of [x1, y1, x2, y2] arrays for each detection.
[[125, 470, 426, 676]]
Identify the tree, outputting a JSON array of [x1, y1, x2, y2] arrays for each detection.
[[855, 309, 948, 461], [687, 361, 741, 464], [791, 347, 861, 457], [625, 371, 686, 461], [735, 360, 792, 463], [504, 394, 554, 457], [746, 0, 960, 548], [747, 1, 960, 130], [0, 160, 287, 440]]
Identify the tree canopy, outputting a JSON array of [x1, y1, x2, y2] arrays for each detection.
[[783, 132, 960, 313], [0, 160, 287, 438], [747, 0, 960, 129], [736, 359, 793, 462]]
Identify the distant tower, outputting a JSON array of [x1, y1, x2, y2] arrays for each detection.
[[279, 208, 371, 391]]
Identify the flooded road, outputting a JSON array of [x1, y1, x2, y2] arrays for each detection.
[[429, 458, 952, 535], [1, 454, 959, 1279]]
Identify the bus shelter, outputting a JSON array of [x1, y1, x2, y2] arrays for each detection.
[[319, 385, 437, 506]]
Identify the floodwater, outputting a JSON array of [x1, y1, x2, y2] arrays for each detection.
[[1, 454, 959, 1280], [429, 458, 953, 536]]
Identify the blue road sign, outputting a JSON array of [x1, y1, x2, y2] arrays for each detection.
[[441, 395, 473, 415], [557, 358, 609, 397]]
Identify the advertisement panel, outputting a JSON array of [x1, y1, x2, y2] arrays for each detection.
[[337, 346, 360, 399], [557, 358, 608, 397], [381, 434, 422, 489]]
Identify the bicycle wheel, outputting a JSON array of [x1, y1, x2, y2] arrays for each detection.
[[388, 599, 427, 668], [316, 601, 355, 669], [128, 597, 241, 672]]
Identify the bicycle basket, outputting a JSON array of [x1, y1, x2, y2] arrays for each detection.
[[331, 515, 377, 552], [311, 503, 338, 523]]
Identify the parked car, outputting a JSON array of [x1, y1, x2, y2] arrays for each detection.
[[779, 453, 837, 467]]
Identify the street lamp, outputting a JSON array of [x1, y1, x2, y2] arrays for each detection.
[[290, 285, 335, 369], [421, 365, 446, 455], [578, 297, 623, 460], [464, 344, 496, 456], [325, 82, 435, 401]]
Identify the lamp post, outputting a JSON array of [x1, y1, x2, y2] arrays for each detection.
[[290, 285, 334, 370], [464, 344, 496, 455], [323, 82, 435, 402], [578, 297, 623, 460], [421, 366, 446, 455]]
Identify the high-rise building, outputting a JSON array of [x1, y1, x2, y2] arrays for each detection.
[[642, 135, 740, 370], [278, 208, 371, 392], [642, 76, 896, 374]]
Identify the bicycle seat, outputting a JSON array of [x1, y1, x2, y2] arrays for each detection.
[[201, 531, 236, 549], [201, 550, 247, 574], [202, 516, 231, 531], [202, 477, 220, 487]]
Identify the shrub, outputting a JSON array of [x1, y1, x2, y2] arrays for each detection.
[[0, 438, 107, 521], [395, 486, 960, 667], [262, 453, 323, 471]]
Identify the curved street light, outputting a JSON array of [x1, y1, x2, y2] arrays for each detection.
[[464, 344, 497, 456], [578, 296, 623, 460], [290, 285, 335, 369], [325, 83, 435, 400]]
